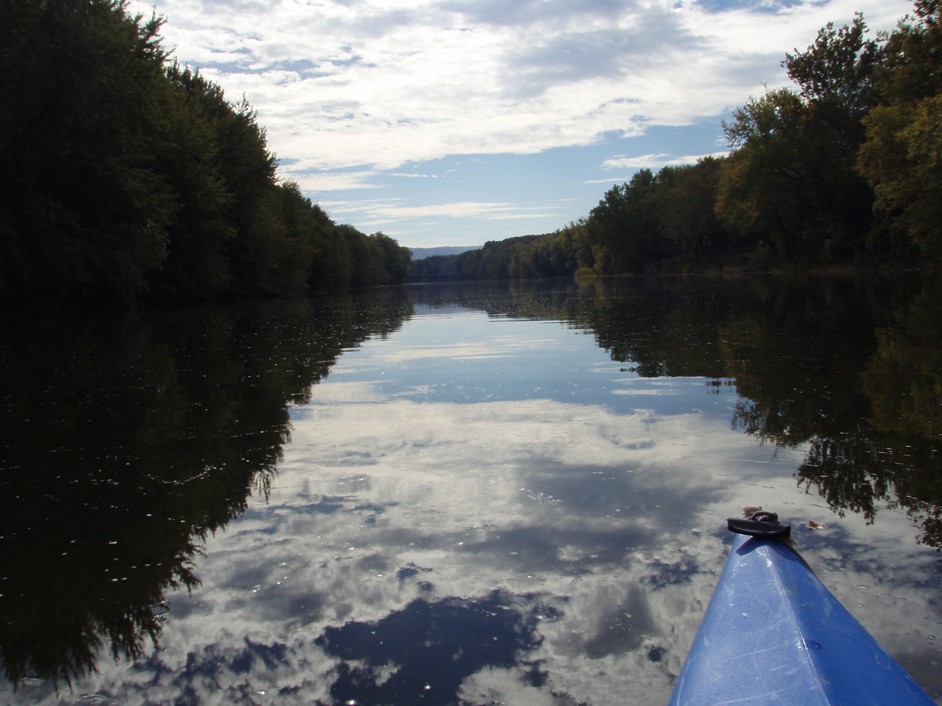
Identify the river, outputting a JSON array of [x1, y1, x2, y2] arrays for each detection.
[[1, 275, 940, 705]]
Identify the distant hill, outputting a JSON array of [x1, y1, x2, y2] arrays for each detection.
[[410, 246, 480, 260]]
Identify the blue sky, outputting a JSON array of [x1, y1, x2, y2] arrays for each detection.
[[129, 0, 913, 249]]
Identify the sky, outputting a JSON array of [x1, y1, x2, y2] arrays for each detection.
[[127, 0, 914, 249]]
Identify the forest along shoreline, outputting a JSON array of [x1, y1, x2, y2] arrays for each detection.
[[3, 2, 941, 309]]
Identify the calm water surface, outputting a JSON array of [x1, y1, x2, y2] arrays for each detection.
[[1, 276, 941, 705]]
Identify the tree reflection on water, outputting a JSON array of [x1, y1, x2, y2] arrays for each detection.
[[0, 291, 412, 687], [1, 275, 939, 697], [714, 277, 942, 549]]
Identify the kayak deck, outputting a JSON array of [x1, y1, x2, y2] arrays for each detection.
[[669, 531, 935, 705]]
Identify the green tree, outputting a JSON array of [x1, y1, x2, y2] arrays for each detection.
[[147, 64, 236, 300], [858, 0, 942, 260], [216, 98, 280, 296], [0, 0, 417, 306], [784, 14, 878, 257], [0, 0, 176, 305], [264, 183, 353, 293], [716, 88, 818, 259], [785, 14, 878, 126], [372, 232, 413, 285], [717, 15, 879, 264], [337, 225, 381, 288], [656, 159, 730, 262], [586, 171, 673, 274]]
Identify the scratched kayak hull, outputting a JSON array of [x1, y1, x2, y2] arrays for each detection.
[[669, 533, 935, 706]]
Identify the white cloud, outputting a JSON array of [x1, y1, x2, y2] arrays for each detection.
[[288, 169, 383, 191], [321, 197, 564, 226], [597, 150, 731, 173], [605, 152, 671, 169], [131, 0, 912, 177], [389, 171, 440, 179]]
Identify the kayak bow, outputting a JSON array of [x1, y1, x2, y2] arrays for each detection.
[[669, 513, 936, 705]]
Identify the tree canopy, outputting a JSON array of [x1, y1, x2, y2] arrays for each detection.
[[5, 0, 940, 297], [415, 1, 942, 281], [0, 0, 411, 308]]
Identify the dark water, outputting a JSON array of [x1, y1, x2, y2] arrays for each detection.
[[1, 276, 940, 705]]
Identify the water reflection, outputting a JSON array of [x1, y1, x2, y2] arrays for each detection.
[[429, 276, 942, 549], [315, 590, 554, 705], [0, 291, 412, 688], [711, 276, 942, 549], [1, 276, 940, 704]]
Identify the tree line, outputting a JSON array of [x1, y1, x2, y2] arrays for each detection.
[[0, 0, 412, 308], [413, 0, 941, 281], [4, 1, 937, 300]]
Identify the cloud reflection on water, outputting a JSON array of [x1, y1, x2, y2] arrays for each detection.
[[9, 304, 941, 705], [155, 396, 753, 704], [213, 314, 775, 703]]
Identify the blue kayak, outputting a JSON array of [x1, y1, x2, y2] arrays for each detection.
[[669, 513, 936, 705]]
